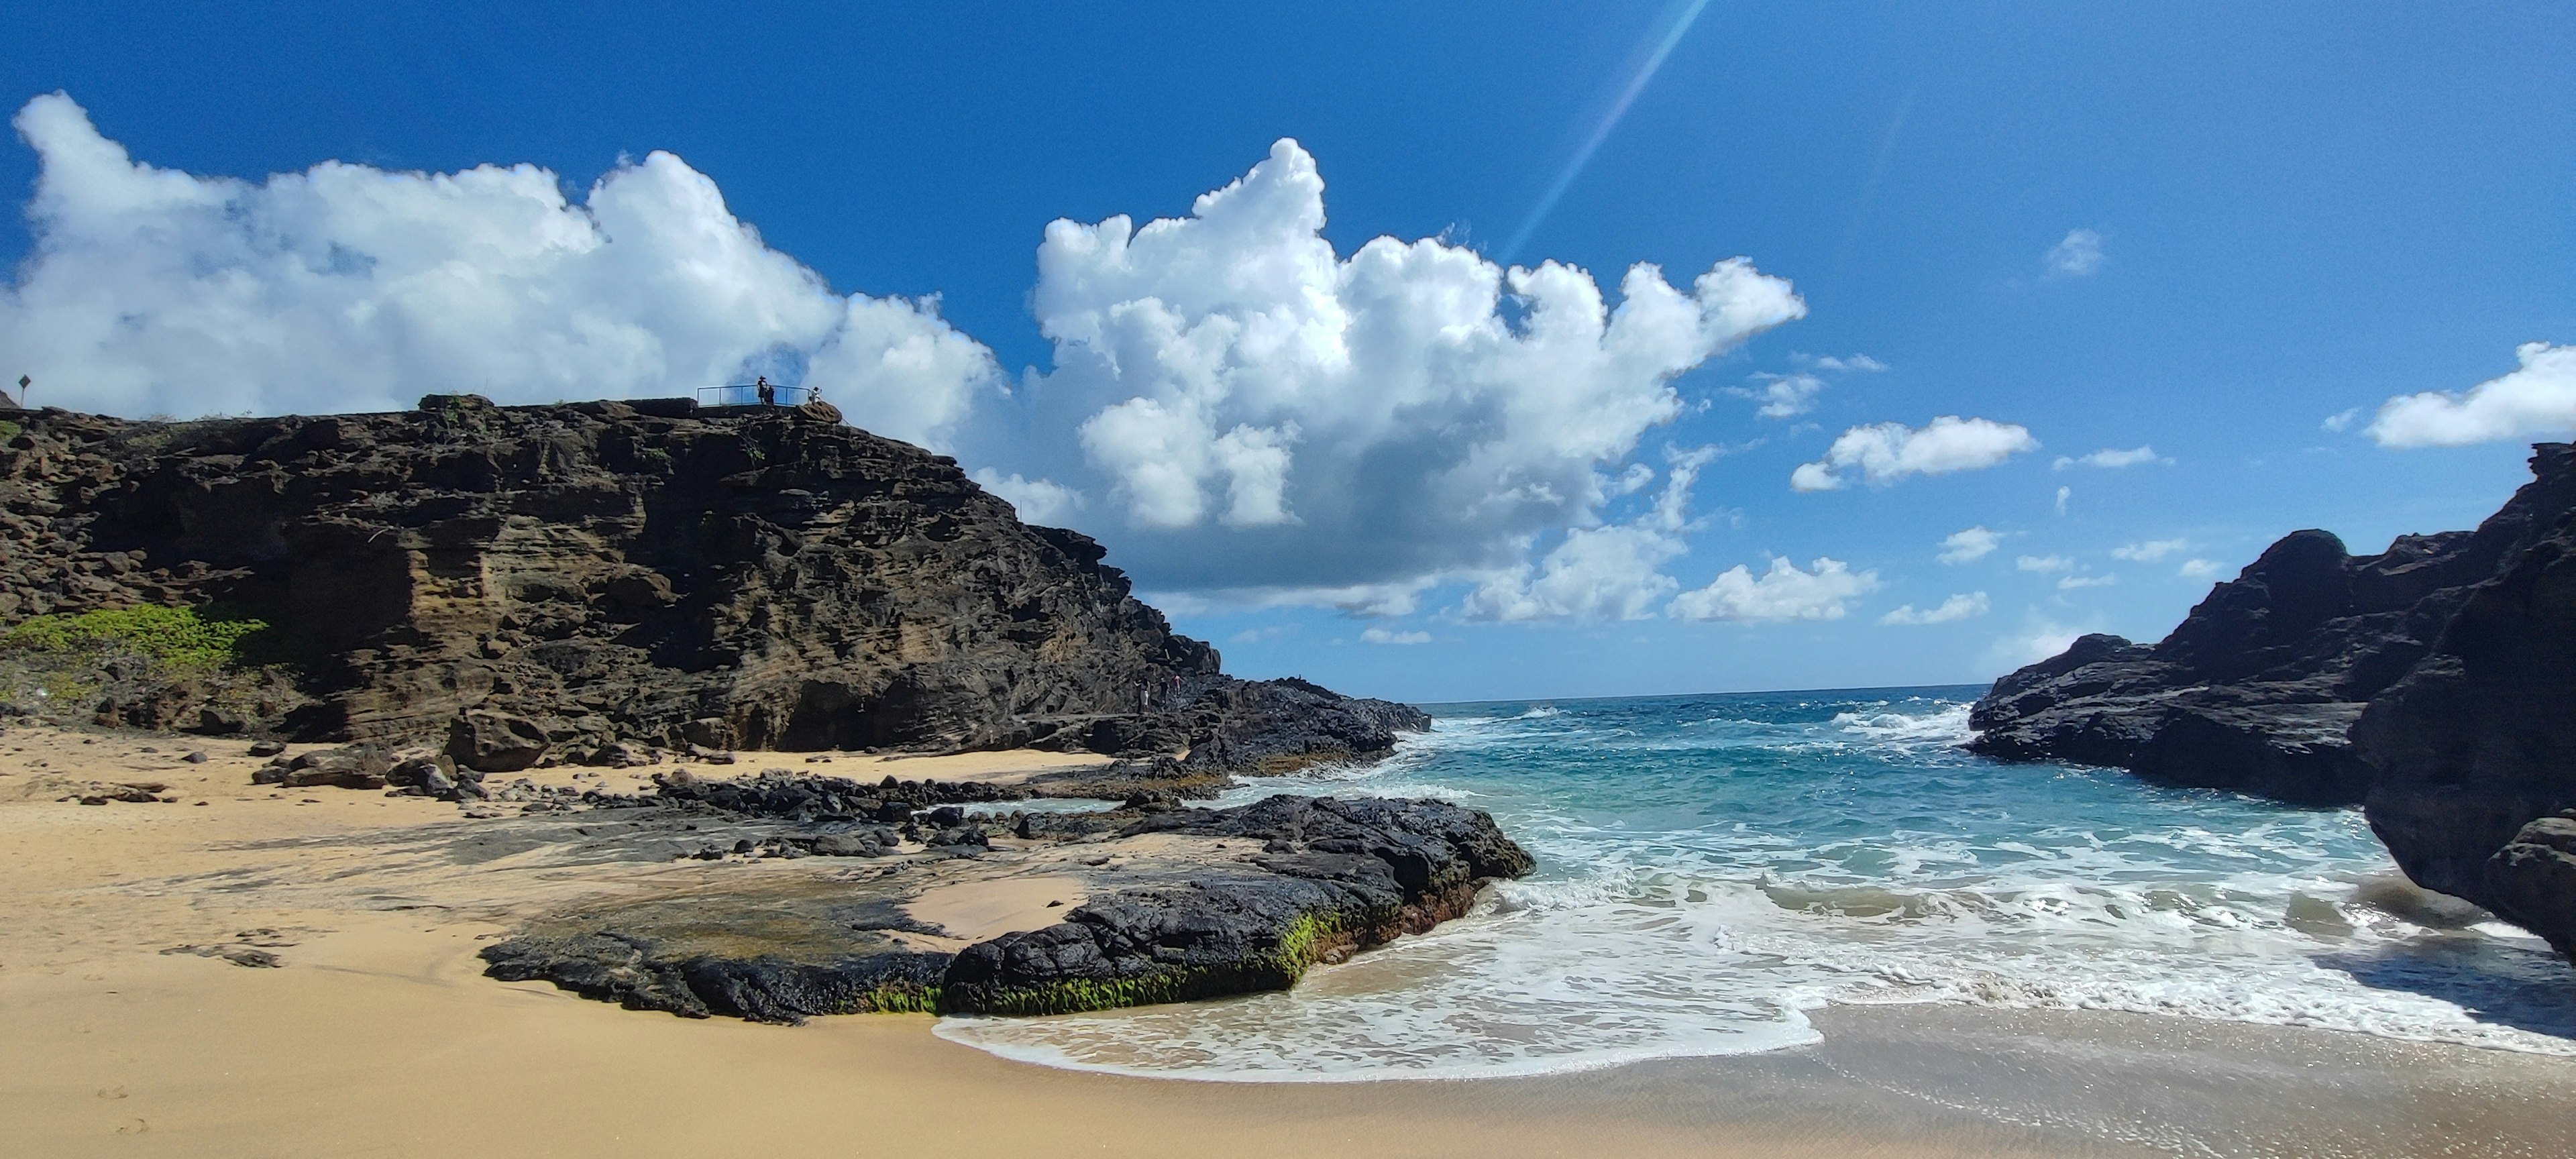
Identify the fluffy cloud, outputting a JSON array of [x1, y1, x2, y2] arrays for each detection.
[[2016, 554, 2072, 572], [1669, 557, 1880, 622], [2053, 445, 2165, 470], [2055, 486, 2072, 515], [1359, 626, 1432, 645], [1937, 526, 2001, 564], [2045, 229, 2105, 277], [1458, 522, 1688, 622], [1790, 417, 2037, 491], [1880, 592, 1988, 626], [1026, 139, 1805, 602], [1733, 372, 1824, 419], [1731, 353, 1882, 419], [2178, 558, 2224, 580], [0, 93, 999, 446], [2057, 573, 2116, 590], [970, 470, 1085, 525], [1994, 621, 2084, 667], [2112, 538, 2186, 561], [2367, 343, 2576, 447], [1460, 446, 1717, 622]]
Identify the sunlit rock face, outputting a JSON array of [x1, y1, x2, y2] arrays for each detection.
[[0, 395, 1216, 758]]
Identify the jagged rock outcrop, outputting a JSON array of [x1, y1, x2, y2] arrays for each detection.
[[479, 791, 1534, 1022], [1069, 674, 1432, 771], [1968, 455, 2561, 803], [2353, 446, 2576, 955], [0, 398, 1419, 771], [1972, 444, 2576, 956]]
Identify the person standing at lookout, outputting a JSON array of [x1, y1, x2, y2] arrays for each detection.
[[755, 376, 775, 406]]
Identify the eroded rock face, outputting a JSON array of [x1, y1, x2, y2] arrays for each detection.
[[1968, 448, 2571, 804], [2353, 446, 2576, 954], [0, 397, 1224, 757]]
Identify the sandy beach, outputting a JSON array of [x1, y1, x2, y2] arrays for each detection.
[[8, 721, 2576, 1159]]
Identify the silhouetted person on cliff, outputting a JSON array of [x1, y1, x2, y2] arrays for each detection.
[[755, 376, 775, 406]]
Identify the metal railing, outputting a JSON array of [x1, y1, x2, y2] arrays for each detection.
[[696, 383, 816, 408]]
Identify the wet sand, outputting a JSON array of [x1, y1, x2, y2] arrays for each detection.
[[6, 722, 2575, 1158]]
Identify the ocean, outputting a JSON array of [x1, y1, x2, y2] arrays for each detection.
[[938, 687, 2576, 1081]]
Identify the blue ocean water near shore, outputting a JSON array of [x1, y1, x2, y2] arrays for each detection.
[[938, 687, 2576, 1081]]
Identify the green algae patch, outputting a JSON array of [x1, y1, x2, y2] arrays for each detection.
[[941, 908, 1366, 1016]]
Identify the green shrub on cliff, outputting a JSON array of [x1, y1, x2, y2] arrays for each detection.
[[2, 605, 273, 670]]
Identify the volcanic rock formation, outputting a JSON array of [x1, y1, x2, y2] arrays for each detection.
[[1971, 444, 2576, 955], [480, 790, 1534, 1021], [0, 396, 1418, 774]]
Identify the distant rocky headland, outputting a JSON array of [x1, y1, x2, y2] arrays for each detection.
[[1972, 443, 2576, 958], [0, 395, 1526, 1019]]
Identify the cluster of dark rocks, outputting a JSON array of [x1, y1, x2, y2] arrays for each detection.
[[1970, 444, 2576, 957], [0, 396, 1426, 783], [478, 790, 1533, 1022], [619, 768, 1016, 854]]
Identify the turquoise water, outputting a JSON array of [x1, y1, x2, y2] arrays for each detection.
[[939, 687, 2576, 1080]]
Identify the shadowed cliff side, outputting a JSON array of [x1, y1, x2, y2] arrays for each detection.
[[1968, 446, 2574, 805], [0, 396, 1418, 775], [2355, 448, 2576, 957], [1970, 444, 2576, 958]]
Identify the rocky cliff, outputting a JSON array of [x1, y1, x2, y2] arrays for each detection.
[[0, 396, 1416, 773], [2355, 447, 2576, 956], [1970, 444, 2576, 954], [1965, 522, 2506, 803]]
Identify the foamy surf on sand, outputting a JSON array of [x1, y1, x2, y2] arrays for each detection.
[[937, 687, 2576, 1081]]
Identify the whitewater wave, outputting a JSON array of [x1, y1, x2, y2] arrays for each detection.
[[934, 689, 2576, 1081]]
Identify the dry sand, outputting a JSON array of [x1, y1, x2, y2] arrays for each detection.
[[7, 720, 2575, 1158]]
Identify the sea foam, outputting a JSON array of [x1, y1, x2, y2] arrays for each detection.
[[936, 689, 2576, 1081]]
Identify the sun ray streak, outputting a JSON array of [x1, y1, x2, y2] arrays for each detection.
[[1502, 0, 1715, 262]]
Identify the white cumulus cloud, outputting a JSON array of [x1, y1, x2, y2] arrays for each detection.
[[1791, 417, 2037, 491], [0, 93, 999, 447], [2045, 229, 2105, 277], [2112, 538, 2186, 561], [970, 470, 1085, 525], [1805, 353, 1887, 373], [2367, 342, 2576, 447], [1731, 372, 1825, 419], [1937, 526, 2002, 564], [1880, 592, 1989, 625], [1358, 626, 1432, 645], [2053, 445, 2166, 470], [1669, 557, 1880, 622], [2179, 558, 2224, 580], [1023, 139, 1805, 603], [2016, 554, 2073, 572], [2057, 573, 2117, 590], [1460, 446, 1719, 622], [1994, 621, 2086, 667]]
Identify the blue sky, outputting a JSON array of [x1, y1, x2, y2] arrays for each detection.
[[3, 1, 2571, 702]]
